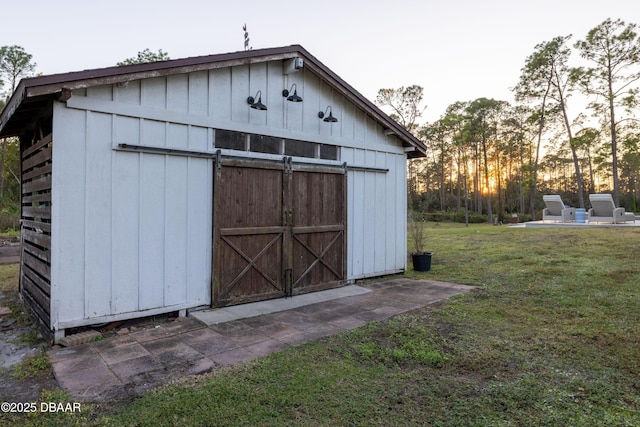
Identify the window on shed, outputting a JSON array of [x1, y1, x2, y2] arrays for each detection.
[[320, 144, 338, 160], [250, 135, 282, 154], [285, 139, 316, 158], [213, 129, 340, 162], [215, 129, 246, 150]]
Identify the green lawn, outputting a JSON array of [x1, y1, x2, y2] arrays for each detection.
[[4, 223, 640, 426]]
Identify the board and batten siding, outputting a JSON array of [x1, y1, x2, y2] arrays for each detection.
[[64, 62, 404, 154], [49, 58, 408, 329], [51, 103, 213, 330], [342, 148, 407, 279]]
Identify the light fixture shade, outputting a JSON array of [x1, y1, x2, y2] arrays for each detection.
[[324, 112, 338, 122], [247, 90, 267, 110], [283, 84, 303, 102], [318, 106, 338, 123]]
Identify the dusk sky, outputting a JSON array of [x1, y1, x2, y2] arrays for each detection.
[[4, 0, 640, 123]]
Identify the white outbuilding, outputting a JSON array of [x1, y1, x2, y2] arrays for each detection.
[[0, 45, 426, 343]]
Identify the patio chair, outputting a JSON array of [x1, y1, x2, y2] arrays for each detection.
[[542, 195, 576, 222], [588, 193, 636, 224]]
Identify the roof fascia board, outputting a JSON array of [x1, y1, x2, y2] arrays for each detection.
[[25, 52, 302, 98]]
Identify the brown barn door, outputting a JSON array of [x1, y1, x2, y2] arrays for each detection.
[[213, 158, 346, 307], [288, 166, 346, 295], [213, 160, 286, 306]]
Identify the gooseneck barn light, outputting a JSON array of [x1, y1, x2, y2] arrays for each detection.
[[247, 90, 267, 110], [318, 106, 338, 122], [282, 84, 303, 102]]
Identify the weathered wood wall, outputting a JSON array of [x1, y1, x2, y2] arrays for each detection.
[[21, 130, 53, 339]]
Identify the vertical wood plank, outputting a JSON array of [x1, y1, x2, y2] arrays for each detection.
[[362, 150, 376, 274], [384, 152, 398, 269], [209, 68, 231, 121], [395, 153, 408, 269], [302, 73, 321, 136], [284, 76, 304, 133], [189, 71, 209, 116], [167, 74, 189, 113], [141, 77, 167, 109], [86, 85, 113, 101], [164, 156, 188, 305], [374, 150, 387, 272], [141, 119, 167, 148], [350, 149, 366, 278], [138, 153, 166, 310], [353, 108, 366, 142], [114, 80, 141, 105], [114, 115, 140, 145], [188, 125, 208, 152], [231, 65, 250, 123], [51, 103, 86, 326], [248, 62, 268, 127], [111, 151, 140, 313], [186, 157, 212, 305], [84, 111, 113, 318], [169, 123, 189, 149], [340, 101, 356, 142]]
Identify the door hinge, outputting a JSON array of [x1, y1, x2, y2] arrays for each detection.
[[215, 150, 222, 178], [283, 156, 293, 177]]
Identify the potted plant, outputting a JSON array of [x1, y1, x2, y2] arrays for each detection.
[[409, 212, 432, 271]]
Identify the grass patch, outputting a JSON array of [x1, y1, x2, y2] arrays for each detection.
[[13, 351, 51, 380], [15, 329, 44, 346], [7, 224, 640, 426], [340, 316, 451, 367]]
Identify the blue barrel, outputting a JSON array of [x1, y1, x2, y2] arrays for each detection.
[[576, 208, 586, 223]]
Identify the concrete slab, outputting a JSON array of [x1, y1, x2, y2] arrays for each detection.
[[48, 279, 475, 402], [208, 347, 256, 366], [186, 335, 238, 357], [190, 285, 372, 326], [109, 355, 161, 381], [127, 317, 205, 343], [52, 362, 122, 401]]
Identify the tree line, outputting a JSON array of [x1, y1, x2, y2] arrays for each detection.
[[2, 19, 638, 229], [377, 18, 640, 223]]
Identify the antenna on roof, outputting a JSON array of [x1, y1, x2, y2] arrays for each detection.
[[243, 24, 252, 51]]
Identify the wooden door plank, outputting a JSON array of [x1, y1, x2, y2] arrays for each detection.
[[212, 160, 285, 306], [289, 168, 346, 294]]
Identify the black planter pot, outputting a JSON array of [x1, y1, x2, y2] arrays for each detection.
[[412, 252, 432, 272]]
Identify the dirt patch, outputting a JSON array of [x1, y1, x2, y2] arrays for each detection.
[[0, 289, 60, 402], [0, 236, 20, 265], [0, 240, 61, 403]]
